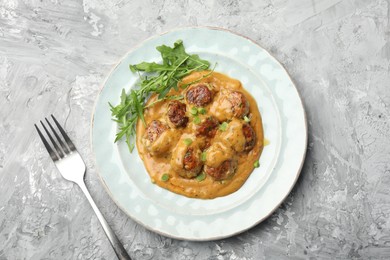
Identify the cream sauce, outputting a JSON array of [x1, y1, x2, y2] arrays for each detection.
[[136, 71, 264, 199]]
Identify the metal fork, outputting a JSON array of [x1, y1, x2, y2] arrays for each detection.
[[35, 115, 131, 260]]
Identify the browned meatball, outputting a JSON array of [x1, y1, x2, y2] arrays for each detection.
[[143, 120, 176, 156], [196, 116, 219, 138], [210, 90, 250, 122], [170, 136, 203, 178], [242, 123, 256, 152], [204, 159, 237, 181], [186, 83, 213, 106], [145, 120, 167, 143], [183, 148, 202, 174], [167, 100, 188, 128], [228, 91, 250, 118]]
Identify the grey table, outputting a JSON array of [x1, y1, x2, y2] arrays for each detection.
[[1, 0, 390, 259]]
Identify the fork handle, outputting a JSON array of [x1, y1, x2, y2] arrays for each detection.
[[78, 181, 132, 260]]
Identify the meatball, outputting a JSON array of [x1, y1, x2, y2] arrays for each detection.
[[204, 159, 237, 181], [170, 137, 203, 178], [145, 120, 167, 143], [183, 148, 202, 174], [196, 116, 219, 138], [143, 120, 176, 156], [186, 83, 213, 106], [228, 91, 250, 118], [218, 118, 247, 152], [210, 90, 250, 121], [242, 123, 256, 152], [167, 100, 188, 128]]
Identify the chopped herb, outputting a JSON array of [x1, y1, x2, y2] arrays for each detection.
[[110, 40, 211, 152], [201, 151, 207, 162], [253, 160, 260, 168], [198, 107, 206, 114], [193, 116, 201, 124], [190, 107, 198, 115], [183, 138, 193, 145], [219, 122, 228, 131], [244, 116, 251, 123], [196, 172, 206, 182], [161, 173, 170, 182]]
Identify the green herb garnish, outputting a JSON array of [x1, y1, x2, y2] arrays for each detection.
[[161, 173, 170, 182], [183, 138, 193, 146], [198, 107, 206, 114], [219, 122, 228, 131], [253, 160, 260, 168], [196, 172, 206, 182], [109, 40, 211, 152], [244, 116, 251, 123], [201, 151, 207, 162], [190, 107, 198, 115], [193, 116, 201, 124]]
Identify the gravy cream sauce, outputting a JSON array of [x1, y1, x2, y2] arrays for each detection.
[[136, 71, 264, 199]]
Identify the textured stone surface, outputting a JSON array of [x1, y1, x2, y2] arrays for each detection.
[[1, 0, 390, 259]]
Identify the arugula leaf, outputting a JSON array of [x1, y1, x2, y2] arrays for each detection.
[[131, 90, 145, 125], [130, 62, 171, 73], [110, 40, 212, 152]]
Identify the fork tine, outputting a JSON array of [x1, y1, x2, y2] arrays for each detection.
[[51, 115, 76, 151], [40, 120, 64, 158], [45, 117, 70, 154], [35, 124, 59, 161]]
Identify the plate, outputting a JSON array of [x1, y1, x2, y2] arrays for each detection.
[[91, 27, 307, 240]]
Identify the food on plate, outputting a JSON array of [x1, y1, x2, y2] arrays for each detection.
[[110, 41, 264, 199]]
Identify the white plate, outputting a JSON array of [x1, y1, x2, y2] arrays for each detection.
[[91, 27, 307, 240]]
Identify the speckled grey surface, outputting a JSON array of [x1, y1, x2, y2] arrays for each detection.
[[1, 0, 390, 259]]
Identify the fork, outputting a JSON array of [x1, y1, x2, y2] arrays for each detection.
[[35, 115, 131, 260]]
